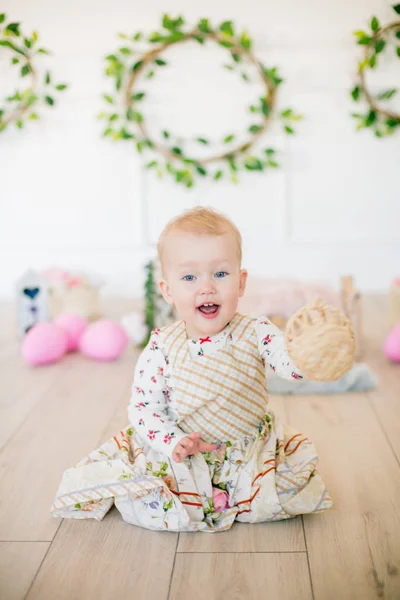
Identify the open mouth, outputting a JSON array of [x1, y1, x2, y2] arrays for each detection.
[[197, 303, 220, 318]]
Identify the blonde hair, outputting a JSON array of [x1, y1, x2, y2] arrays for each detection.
[[157, 206, 242, 270]]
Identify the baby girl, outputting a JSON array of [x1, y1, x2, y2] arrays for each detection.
[[51, 206, 332, 532]]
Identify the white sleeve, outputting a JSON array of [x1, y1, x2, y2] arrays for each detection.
[[255, 317, 304, 381], [127, 330, 187, 458]]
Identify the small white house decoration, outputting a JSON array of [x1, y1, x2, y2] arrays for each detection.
[[16, 269, 50, 337]]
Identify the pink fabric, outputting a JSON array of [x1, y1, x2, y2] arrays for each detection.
[[383, 324, 400, 362], [238, 277, 340, 318]]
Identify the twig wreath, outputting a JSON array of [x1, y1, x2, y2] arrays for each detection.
[[351, 4, 400, 137], [0, 13, 68, 133], [100, 15, 302, 187]]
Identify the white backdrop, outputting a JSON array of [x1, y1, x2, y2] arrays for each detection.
[[0, 0, 399, 298]]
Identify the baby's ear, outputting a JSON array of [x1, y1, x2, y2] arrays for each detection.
[[239, 269, 248, 297], [159, 279, 174, 305]]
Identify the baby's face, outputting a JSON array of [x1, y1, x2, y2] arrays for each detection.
[[159, 232, 247, 340]]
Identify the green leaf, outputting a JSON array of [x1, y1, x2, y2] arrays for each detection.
[[351, 85, 360, 100], [0, 14, 5, 23], [5, 22, 20, 36], [249, 124, 262, 134], [24, 38, 31, 48], [119, 47, 132, 55], [109, 113, 119, 121], [32, 31, 38, 42], [281, 108, 293, 118], [45, 96, 55, 106], [55, 84, 68, 91], [264, 148, 275, 155], [214, 170, 223, 180], [371, 16, 379, 31], [45, 71, 51, 84], [37, 48, 49, 54], [16, 120, 23, 129], [377, 89, 397, 100], [26, 94, 38, 106], [397, 47, 400, 57], [231, 52, 240, 63], [132, 60, 143, 72], [163, 130, 170, 139], [219, 40, 233, 49], [386, 118, 400, 128], [133, 111, 143, 123], [224, 64, 233, 70], [196, 165, 207, 176], [126, 107, 135, 121], [146, 70, 155, 79], [197, 137, 208, 144], [239, 30, 251, 50], [11, 57, 19, 65], [224, 134, 235, 143], [220, 21, 234, 36], [198, 19, 211, 34], [136, 141, 143, 153], [365, 109, 377, 126], [369, 53, 377, 68], [120, 128, 134, 139], [267, 159, 279, 167], [103, 94, 115, 104], [162, 14, 184, 31], [260, 98, 270, 117], [249, 105, 258, 113], [146, 160, 158, 168], [103, 127, 113, 137], [21, 64, 31, 77], [118, 33, 129, 40], [154, 58, 167, 66], [28, 113, 39, 120], [393, 4, 400, 14], [284, 125, 294, 134], [172, 146, 183, 155], [228, 156, 238, 171], [396, 30, 400, 39], [241, 72, 249, 81], [133, 32, 142, 41], [193, 34, 205, 44], [375, 39, 385, 53], [133, 92, 145, 101], [244, 157, 263, 171], [0, 40, 26, 56], [358, 35, 372, 45]]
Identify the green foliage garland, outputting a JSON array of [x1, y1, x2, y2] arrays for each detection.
[[100, 14, 302, 187], [350, 4, 400, 137], [0, 13, 68, 133]]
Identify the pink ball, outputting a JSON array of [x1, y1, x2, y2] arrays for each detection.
[[54, 313, 87, 352], [383, 324, 400, 362], [22, 322, 68, 366], [79, 319, 129, 361]]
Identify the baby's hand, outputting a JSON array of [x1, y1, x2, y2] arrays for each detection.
[[172, 432, 217, 463]]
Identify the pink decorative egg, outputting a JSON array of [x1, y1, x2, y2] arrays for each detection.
[[383, 324, 400, 362], [22, 322, 68, 366], [54, 313, 87, 352], [79, 319, 129, 361]]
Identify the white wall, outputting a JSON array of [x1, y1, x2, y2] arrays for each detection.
[[1, 0, 399, 298]]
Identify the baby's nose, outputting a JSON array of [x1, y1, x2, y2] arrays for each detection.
[[200, 280, 216, 294]]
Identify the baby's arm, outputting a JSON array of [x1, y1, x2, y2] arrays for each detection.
[[255, 317, 304, 381], [127, 330, 187, 458]]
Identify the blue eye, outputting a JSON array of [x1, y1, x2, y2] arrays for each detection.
[[183, 275, 196, 282], [215, 271, 228, 278]]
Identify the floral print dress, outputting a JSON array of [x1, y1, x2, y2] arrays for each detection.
[[51, 314, 332, 532]]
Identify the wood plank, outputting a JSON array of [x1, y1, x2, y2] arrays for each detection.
[[0, 542, 50, 600], [169, 553, 313, 600], [0, 349, 137, 541], [285, 393, 400, 600], [26, 510, 177, 600]]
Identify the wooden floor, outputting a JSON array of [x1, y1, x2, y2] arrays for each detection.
[[1, 296, 400, 600]]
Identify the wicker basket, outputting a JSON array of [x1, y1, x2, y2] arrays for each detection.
[[285, 297, 355, 382]]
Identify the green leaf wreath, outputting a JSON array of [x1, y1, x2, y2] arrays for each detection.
[[100, 14, 302, 187], [350, 4, 400, 137], [0, 13, 68, 133]]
